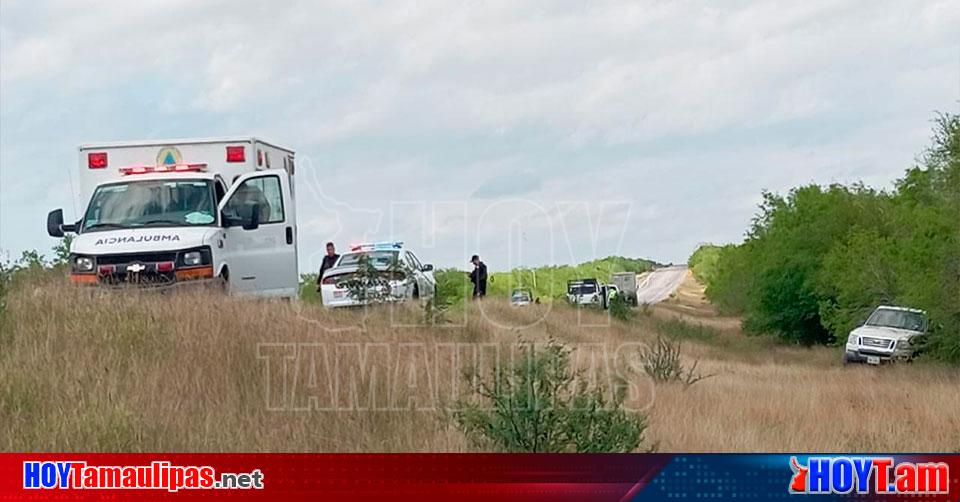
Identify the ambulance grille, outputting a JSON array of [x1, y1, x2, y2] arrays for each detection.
[[96, 252, 178, 265]]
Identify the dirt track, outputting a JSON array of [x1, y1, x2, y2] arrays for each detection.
[[647, 269, 742, 331]]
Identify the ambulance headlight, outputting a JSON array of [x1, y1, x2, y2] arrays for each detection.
[[177, 247, 211, 267], [182, 251, 202, 266], [847, 333, 858, 345], [74, 256, 94, 272]]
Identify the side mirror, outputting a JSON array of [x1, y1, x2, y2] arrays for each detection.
[[422, 264, 434, 272], [47, 209, 71, 237], [242, 203, 261, 231]]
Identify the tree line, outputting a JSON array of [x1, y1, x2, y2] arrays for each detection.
[[690, 113, 959, 362]]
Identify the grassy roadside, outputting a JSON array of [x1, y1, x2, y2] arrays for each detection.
[[2, 272, 957, 452]]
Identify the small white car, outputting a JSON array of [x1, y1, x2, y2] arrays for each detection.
[[843, 305, 928, 365], [510, 289, 533, 306], [319, 242, 436, 308]]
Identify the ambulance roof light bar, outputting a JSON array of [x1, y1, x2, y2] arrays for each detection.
[[119, 163, 208, 175]]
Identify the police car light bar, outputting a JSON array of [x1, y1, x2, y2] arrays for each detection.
[[119, 163, 208, 175], [350, 241, 404, 252]]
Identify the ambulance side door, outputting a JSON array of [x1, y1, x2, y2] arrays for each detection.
[[218, 169, 297, 296]]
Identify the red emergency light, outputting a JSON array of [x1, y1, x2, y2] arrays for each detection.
[[226, 146, 245, 163], [88, 152, 108, 169], [156, 261, 175, 273], [119, 163, 208, 175]]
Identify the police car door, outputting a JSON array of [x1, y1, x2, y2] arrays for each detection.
[[218, 169, 297, 296], [405, 251, 435, 298]]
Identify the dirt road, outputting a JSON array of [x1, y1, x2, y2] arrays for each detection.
[[634, 266, 688, 304]]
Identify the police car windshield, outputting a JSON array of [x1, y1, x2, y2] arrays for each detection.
[[83, 179, 216, 231], [865, 309, 927, 331], [337, 251, 399, 268]]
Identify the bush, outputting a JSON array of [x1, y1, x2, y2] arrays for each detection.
[[608, 293, 634, 321], [688, 244, 722, 286], [434, 268, 473, 307], [639, 337, 711, 387], [451, 340, 648, 452]]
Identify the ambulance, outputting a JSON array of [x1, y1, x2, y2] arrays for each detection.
[[46, 137, 299, 297]]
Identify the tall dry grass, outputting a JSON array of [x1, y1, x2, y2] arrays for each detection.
[[1, 274, 957, 452]]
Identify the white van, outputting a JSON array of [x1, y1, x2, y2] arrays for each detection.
[[47, 137, 299, 298]]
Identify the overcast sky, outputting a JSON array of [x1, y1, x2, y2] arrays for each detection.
[[1, 0, 958, 272]]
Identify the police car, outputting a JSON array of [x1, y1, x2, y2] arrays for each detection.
[[319, 242, 436, 308]]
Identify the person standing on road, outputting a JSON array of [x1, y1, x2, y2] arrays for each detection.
[[469, 254, 487, 299], [316, 242, 340, 292]]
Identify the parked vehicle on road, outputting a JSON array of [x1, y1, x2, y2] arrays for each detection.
[[843, 306, 929, 365], [47, 137, 299, 298], [319, 242, 436, 308], [567, 279, 601, 306], [610, 272, 638, 305]]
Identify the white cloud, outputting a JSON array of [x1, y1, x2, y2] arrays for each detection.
[[2, 0, 959, 267]]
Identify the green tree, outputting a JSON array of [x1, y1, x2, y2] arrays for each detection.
[[699, 112, 959, 359]]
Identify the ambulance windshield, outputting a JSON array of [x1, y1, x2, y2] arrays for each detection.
[[82, 179, 217, 231]]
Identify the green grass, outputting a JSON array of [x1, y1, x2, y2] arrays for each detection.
[[654, 318, 720, 342]]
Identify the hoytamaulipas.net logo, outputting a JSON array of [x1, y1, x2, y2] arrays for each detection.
[[789, 456, 949, 495], [23, 461, 264, 492]]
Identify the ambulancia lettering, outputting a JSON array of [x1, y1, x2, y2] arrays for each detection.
[[94, 235, 181, 246]]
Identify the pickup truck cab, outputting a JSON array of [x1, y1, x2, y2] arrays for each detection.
[[843, 305, 928, 365], [567, 279, 601, 306]]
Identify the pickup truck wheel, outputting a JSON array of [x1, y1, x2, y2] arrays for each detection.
[[841, 351, 851, 365], [412, 285, 420, 299]]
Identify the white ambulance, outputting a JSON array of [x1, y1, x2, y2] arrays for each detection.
[[47, 137, 299, 298]]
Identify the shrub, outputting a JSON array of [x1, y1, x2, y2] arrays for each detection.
[[608, 293, 634, 321], [339, 254, 406, 304], [434, 268, 473, 306], [451, 340, 648, 452], [639, 337, 711, 387]]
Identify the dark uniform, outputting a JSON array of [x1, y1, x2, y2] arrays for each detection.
[[316, 253, 340, 289], [470, 260, 487, 298]]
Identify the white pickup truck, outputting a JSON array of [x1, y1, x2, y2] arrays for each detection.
[[843, 305, 929, 365], [47, 137, 299, 298]]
